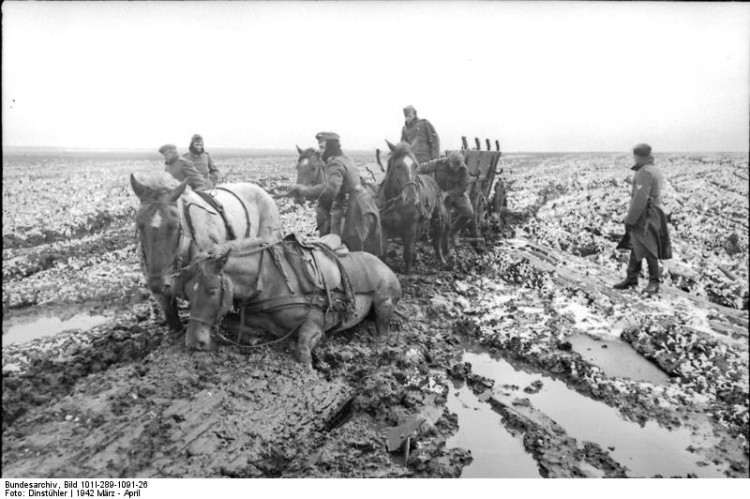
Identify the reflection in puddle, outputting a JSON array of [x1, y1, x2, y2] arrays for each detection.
[[464, 351, 728, 478], [3, 314, 108, 345], [569, 334, 671, 385], [446, 383, 541, 478]]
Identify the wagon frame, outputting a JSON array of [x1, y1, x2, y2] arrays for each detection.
[[446, 136, 506, 239]]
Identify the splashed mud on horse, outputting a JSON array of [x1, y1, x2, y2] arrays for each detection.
[[376, 141, 452, 274], [130, 172, 283, 331], [174, 234, 401, 367]]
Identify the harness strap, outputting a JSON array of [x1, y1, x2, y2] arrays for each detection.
[[214, 186, 252, 238], [193, 190, 238, 240]]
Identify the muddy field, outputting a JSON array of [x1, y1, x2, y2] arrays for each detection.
[[2, 151, 748, 478]]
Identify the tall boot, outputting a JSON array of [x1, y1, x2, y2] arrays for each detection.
[[642, 256, 660, 295], [613, 251, 641, 289]]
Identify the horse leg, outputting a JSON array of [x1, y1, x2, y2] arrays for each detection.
[[431, 210, 448, 268], [373, 293, 397, 345], [296, 319, 324, 368], [402, 224, 417, 274], [156, 293, 182, 331]]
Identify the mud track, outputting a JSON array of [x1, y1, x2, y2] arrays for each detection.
[[4, 229, 748, 478], [3, 156, 749, 478]]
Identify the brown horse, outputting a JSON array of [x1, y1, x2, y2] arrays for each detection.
[[130, 172, 282, 331], [293, 146, 326, 205], [174, 235, 402, 367], [377, 141, 451, 274]]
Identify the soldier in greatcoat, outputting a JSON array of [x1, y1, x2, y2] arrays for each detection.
[[158, 144, 208, 191], [614, 143, 672, 295], [182, 134, 221, 187], [289, 132, 383, 255], [417, 151, 474, 244], [400, 105, 440, 164]]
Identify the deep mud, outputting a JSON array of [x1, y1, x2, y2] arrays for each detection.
[[3, 153, 748, 478]]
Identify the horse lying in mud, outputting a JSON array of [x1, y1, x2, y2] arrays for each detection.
[[173, 234, 402, 367], [376, 141, 451, 274], [130, 172, 282, 332]]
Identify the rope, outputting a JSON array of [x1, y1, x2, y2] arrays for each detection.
[[212, 314, 307, 351]]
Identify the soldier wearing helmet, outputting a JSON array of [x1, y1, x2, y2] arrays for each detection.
[[417, 151, 474, 243], [400, 105, 440, 164]]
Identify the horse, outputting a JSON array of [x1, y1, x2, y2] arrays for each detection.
[[130, 172, 283, 331], [293, 146, 326, 205], [376, 141, 451, 274], [292, 146, 382, 255], [173, 234, 402, 367]]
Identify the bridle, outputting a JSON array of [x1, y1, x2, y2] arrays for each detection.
[[380, 155, 421, 215], [136, 200, 195, 285], [187, 270, 230, 329]]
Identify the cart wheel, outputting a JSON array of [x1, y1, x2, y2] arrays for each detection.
[[473, 192, 487, 239]]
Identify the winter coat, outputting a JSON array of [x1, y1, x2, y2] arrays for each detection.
[[319, 154, 382, 255], [182, 151, 220, 187], [418, 157, 470, 199], [401, 118, 440, 163], [165, 157, 208, 191], [625, 159, 672, 260]]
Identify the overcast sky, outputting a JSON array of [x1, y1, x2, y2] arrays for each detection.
[[3, 1, 748, 153]]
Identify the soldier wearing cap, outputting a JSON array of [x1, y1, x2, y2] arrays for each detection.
[[291, 132, 382, 255], [182, 134, 220, 187], [400, 105, 440, 164], [158, 144, 209, 191], [614, 143, 672, 295], [417, 151, 474, 242]]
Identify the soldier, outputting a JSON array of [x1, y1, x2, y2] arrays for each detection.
[[158, 144, 208, 191], [182, 134, 220, 187], [291, 132, 382, 255], [614, 143, 672, 295], [417, 151, 474, 244], [400, 105, 440, 164]]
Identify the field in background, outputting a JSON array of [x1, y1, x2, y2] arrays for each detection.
[[2, 150, 748, 477]]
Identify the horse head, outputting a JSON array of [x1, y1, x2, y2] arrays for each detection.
[[179, 251, 234, 351], [295, 146, 326, 188], [130, 173, 189, 295], [383, 140, 420, 206]]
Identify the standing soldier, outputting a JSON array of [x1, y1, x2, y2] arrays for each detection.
[[401, 105, 440, 164], [183, 134, 221, 187], [291, 132, 382, 255], [613, 143, 672, 295], [158, 144, 208, 191], [417, 151, 474, 244]]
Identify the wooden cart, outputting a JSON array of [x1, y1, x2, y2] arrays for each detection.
[[446, 136, 506, 239]]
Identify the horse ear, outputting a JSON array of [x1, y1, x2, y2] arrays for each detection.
[[169, 180, 189, 203], [386, 140, 396, 152], [296, 145, 304, 155], [130, 174, 147, 199]]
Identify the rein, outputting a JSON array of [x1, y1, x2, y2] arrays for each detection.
[[380, 179, 421, 215]]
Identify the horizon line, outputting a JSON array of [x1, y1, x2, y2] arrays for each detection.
[[3, 145, 748, 155]]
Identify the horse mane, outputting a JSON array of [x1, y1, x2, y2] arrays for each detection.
[[136, 171, 180, 190]]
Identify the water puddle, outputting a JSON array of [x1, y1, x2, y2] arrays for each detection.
[[569, 334, 671, 385], [446, 382, 541, 477], [463, 350, 728, 478], [3, 313, 108, 346]]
